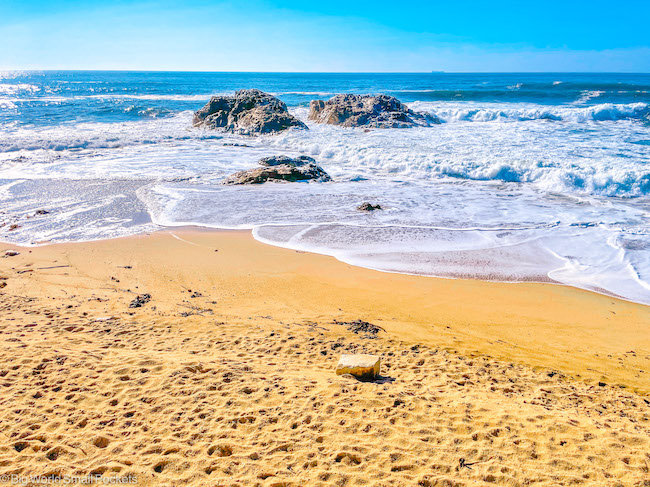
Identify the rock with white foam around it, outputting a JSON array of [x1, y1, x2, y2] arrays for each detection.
[[309, 94, 440, 128], [193, 89, 307, 135], [336, 354, 381, 380]]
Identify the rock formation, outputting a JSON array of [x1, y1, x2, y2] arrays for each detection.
[[223, 155, 331, 185], [193, 89, 307, 135], [309, 94, 440, 128]]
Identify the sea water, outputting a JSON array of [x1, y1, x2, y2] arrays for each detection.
[[1, 71, 650, 303]]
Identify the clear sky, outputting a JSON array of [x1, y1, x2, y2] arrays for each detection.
[[1, 0, 649, 72]]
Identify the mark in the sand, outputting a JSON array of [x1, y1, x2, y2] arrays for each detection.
[[458, 458, 475, 470], [178, 302, 213, 317], [169, 232, 210, 248]]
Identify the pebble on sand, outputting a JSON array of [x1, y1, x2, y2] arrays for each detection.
[[336, 353, 381, 380]]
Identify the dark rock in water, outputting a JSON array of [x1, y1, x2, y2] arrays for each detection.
[[35, 209, 49, 215], [223, 155, 331, 185], [129, 293, 151, 308], [193, 89, 307, 135], [309, 94, 440, 128], [357, 202, 382, 211]]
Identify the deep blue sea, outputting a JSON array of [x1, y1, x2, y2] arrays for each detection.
[[2, 71, 650, 303]]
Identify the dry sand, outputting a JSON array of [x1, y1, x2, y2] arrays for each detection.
[[0, 229, 649, 486]]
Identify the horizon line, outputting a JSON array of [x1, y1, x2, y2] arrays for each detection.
[[2, 69, 650, 75]]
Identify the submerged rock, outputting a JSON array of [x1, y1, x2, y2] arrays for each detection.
[[223, 155, 331, 185], [193, 89, 307, 135], [336, 354, 381, 380], [357, 202, 382, 211], [309, 94, 440, 128]]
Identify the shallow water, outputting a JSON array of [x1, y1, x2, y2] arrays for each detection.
[[1, 71, 650, 303]]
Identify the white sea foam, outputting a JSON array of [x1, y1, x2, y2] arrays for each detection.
[[2, 105, 650, 196]]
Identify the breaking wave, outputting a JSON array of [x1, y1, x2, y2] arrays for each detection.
[[412, 102, 650, 123]]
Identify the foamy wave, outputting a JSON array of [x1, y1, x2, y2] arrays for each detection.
[[0, 112, 200, 154], [410, 102, 650, 123]]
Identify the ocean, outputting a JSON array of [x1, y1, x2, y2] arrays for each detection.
[[1, 71, 650, 304]]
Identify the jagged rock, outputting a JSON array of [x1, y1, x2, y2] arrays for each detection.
[[336, 354, 381, 380], [357, 202, 382, 211], [309, 94, 440, 128], [223, 155, 331, 185], [193, 89, 307, 135]]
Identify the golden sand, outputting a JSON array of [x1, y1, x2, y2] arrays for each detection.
[[0, 229, 649, 486]]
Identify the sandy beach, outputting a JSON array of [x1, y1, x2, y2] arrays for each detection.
[[1, 229, 649, 486]]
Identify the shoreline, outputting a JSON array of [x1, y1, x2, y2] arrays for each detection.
[[2, 222, 640, 306], [2, 227, 649, 394]]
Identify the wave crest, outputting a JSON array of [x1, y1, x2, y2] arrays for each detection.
[[410, 102, 650, 123]]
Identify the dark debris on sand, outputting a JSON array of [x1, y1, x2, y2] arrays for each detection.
[[333, 319, 385, 337], [129, 293, 151, 308]]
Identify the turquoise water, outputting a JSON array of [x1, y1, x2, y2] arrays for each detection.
[[1, 71, 650, 303]]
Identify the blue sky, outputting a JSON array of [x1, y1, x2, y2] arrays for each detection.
[[1, 0, 649, 72]]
